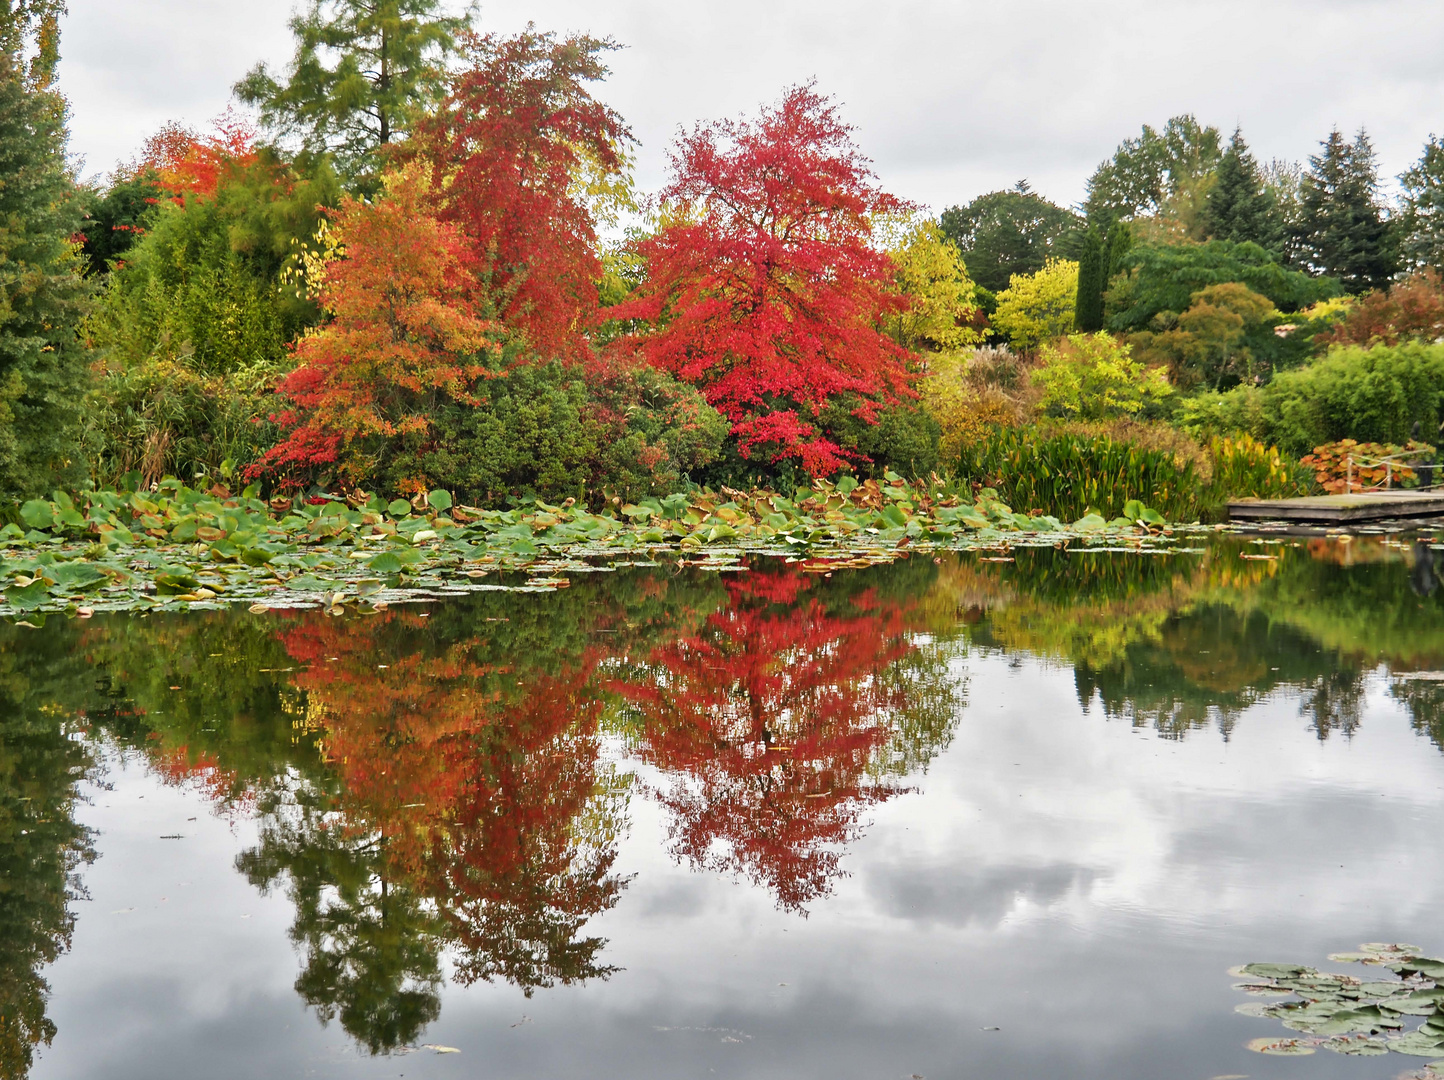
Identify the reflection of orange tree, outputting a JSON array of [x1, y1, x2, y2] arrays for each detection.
[[610, 564, 960, 911], [274, 607, 632, 998]]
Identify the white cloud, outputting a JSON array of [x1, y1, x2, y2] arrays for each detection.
[[59, 0, 1444, 209]]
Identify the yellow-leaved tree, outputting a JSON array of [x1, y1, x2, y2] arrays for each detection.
[[992, 258, 1078, 350], [881, 216, 985, 356]]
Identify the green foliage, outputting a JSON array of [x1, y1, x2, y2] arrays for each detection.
[[817, 398, 941, 480], [78, 170, 161, 276], [991, 257, 1077, 349], [1083, 115, 1222, 222], [1399, 135, 1444, 273], [1207, 433, 1310, 500], [377, 360, 729, 505], [83, 153, 340, 483], [0, 52, 91, 502], [1126, 282, 1282, 390], [1201, 127, 1277, 252], [234, 0, 471, 182], [1030, 332, 1172, 420], [881, 215, 983, 352], [1179, 342, 1444, 455], [956, 425, 1204, 520], [1074, 218, 1131, 333], [1107, 239, 1338, 332], [1298, 129, 1399, 293], [937, 181, 1082, 293]]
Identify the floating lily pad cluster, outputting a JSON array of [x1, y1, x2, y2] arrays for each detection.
[[1234, 943, 1444, 1070], [0, 474, 1188, 618]]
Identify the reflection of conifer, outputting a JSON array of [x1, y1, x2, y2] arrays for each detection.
[[1300, 669, 1366, 740]]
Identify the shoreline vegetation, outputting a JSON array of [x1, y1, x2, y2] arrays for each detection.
[[4, 4, 1443, 596], [0, 476, 1202, 618]]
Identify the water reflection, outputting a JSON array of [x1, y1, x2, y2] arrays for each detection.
[[6, 535, 1444, 1071]]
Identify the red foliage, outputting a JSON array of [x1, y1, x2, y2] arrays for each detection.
[[1321, 269, 1444, 348], [409, 29, 630, 361], [609, 567, 921, 910], [133, 108, 259, 203], [607, 84, 918, 475], [249, 165, 498, 487]]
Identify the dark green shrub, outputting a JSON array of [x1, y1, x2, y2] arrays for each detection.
[[1179, 342, 1444, 455], [956, 425, 1203, 520], [376, 360, 728, 506], [821, 398, 941, 479]]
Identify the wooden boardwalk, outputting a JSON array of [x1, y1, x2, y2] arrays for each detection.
[[1228, 490, 1444, 524]]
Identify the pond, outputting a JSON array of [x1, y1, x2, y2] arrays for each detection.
[[7, 531, 1444, 1079]]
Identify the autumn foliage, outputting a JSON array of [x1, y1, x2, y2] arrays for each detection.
[[1321, 269, 1444, 348], [133, 109, 260, 202], [410, 29, 631, 359], [251, 165, 498, 487], [608, 85, 918, 475]]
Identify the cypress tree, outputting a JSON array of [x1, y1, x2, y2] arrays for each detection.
[[1202, 127, 1273, 248], [0, 1, 91, 500], [1074, 225, 1105, 332], [1298, 128, 1398, 293]]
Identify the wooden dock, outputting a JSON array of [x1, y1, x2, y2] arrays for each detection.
[[1228, 490, 1444, 524]]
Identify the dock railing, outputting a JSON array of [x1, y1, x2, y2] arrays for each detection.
[[1344, 449, 1436, 493]]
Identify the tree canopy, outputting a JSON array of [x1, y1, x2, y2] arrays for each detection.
[[234, 0, 472, 179], [1297, 128, 1398, 293], [938, 182, 1080, 293], [1084, 115, 1222, 222]]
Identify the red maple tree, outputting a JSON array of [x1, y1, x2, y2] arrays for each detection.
[[409, 28, 631, 361], [607, 84, 918, 475], [249, 164, 499, 487]]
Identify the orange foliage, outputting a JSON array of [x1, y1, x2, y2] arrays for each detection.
[[133, 109, 259, 202], [251, 165, 499, 486], [1320, 269, 1444, 348]]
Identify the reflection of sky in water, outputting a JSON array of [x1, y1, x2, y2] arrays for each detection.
[[32, 641, 1444, 1080]]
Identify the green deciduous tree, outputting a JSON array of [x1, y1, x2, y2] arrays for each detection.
[[1399, 135, 1444, 272], [1030, 332, 1172, 421], [1084, 115, 1222, 223], [1107, 240, 1336, 332], [937, 182, 1081, 293], [0, 11, 91, 500], [234, 0, 473, 180], [1298, 128, 1399, 293], [1202, 127, 1275, 250]]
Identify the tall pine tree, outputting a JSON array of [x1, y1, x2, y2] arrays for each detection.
[[1400, 135, 1444, 272], [0, 0, 91, 500], [1298, 128, 1398, 293], [234, 0, 473, 182], [1201, 127, 1274, 248]]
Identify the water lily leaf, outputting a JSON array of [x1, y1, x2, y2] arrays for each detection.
[[1235, 1002, 1275, 1017], [18, 500, 53, 529], [1390, 1031, 1444, 1056], [1242, 963, 1312, 980], [1072, 513, 1108, 532], [1323, 1036, 1390, 1055], [47, 563, 106, 591], [387, 499, 412, 518], [367, 552, 404, 574], [427, 489, 453, 513], [1246, 1037, 1314, 1055], [5, 581, 49, 609]]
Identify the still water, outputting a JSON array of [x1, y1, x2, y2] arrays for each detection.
[[7, 534, 1444, 1079]]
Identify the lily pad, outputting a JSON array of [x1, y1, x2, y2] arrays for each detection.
[[1246, 1037, 1315, 1055]]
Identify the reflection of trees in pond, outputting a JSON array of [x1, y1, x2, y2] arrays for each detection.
[[610, 561, 962, 911], [0, 623, 96, 1079]]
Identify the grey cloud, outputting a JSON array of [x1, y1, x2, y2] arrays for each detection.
[[864, 859, 1100, 928]]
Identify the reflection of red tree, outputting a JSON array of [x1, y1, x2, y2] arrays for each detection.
[[148, 743, 254, 813], [612, 568, 920, 911], [278, 612, 626, 991]]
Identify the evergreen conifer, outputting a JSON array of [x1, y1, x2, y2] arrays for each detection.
[[1202, 127, 1273, 248], [0, 1, 91, 499], [1298, 128, 1398, 293]]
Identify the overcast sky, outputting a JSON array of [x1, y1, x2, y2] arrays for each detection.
[[59, 0, 1444, 213]]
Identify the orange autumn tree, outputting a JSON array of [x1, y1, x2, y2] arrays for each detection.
[[251, 165, 499, 488], [608, 84, 917, 475]]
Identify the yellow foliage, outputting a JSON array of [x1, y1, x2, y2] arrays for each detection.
[[882, 216, 985, 354], [1030, 332, 1171, 419], [992, 258, 1078, 350], [919, 346, 1034, 462]]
